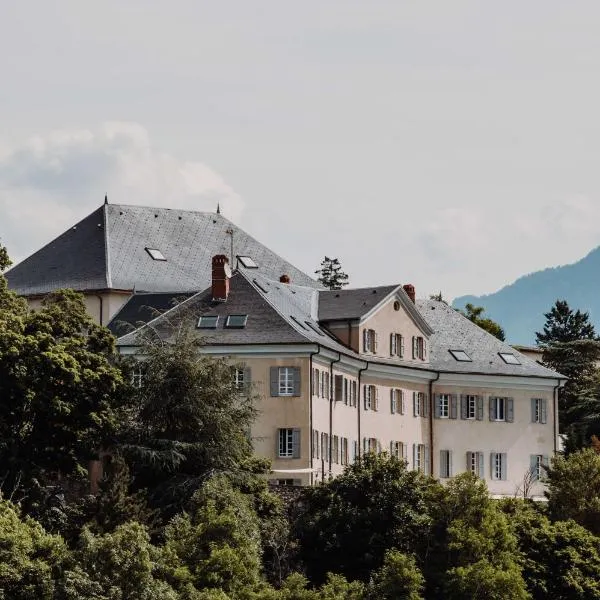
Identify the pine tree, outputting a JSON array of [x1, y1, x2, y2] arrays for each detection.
[[458, 304, 505, 341], [315, 257, 349, 290], [535, 300, 597, 347]]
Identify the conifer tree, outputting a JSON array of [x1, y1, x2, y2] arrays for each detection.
[[315, 257, 349, 290], [536, 299, 597, 346]]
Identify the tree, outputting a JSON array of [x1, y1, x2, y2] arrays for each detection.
[[315, 257, 349, 290], [367, 550, 424, 600], [545, 448, 600, 536], [536, 300, 597, 347], [458, 303, 505, 341]]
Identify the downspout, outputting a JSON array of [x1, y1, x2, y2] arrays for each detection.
[[95, 294, 104, 325], [553, 378, 562, 454], [357, 362, 369, 460], [308, 345, 321, 485], [428, 371, 440, 476], [329, 352, 342, 478]]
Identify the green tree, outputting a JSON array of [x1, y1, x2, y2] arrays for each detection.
[[536, 300, 597, 346], [367, 550, 424, 600], [458, 303, 505, 341], [294, 453, 440, 583], [315, 257, 349, 290]]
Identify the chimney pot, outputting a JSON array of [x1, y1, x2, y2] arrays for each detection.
[[212, 255, 230, 301], [403, 284, 416, 303], [280, 274, 291, 284]]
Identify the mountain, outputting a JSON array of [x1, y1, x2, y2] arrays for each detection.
[[452, 247, 600, 345]]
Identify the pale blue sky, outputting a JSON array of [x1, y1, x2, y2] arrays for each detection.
[[2, 1, 600, 299]]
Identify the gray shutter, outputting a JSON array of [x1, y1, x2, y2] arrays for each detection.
[[270, 367, 279, 397], [412, 443, 417, 470], [400, 335, 405, 357], [334, 375, 343, 401], [450, 395, 458, 419], [423, 394, 429, 417], [466, 451, 471, 472], [460, 395, 468, 419], [402, 443, 408, 461], [478, 452, 484, 478], [276, 429, 282, 457], [530, 454, 538, 480], [390, 441, 394, 456], [413, 392, 418, 416], [506, 398, 514, 422], [292, 429, 301, 458], [501, 453, 507, 480], [531, 398, 536, 423], [400, 390, 405, 414], [374, 331, 379, 353], [448, 450, 453, 477], [490, 453, 496, 479], [244, 367, 252, 393], [374, 387, 379, 411], [390, 390, 396, 414], [434, 394, 441, 418], [363, 329, 368, 352], [440, 450, 447, 478], [477, 396, 484, 420], [424, 445, 430, 475], [292, 367, 301, 396], [543, 455, 549, 474], [541, 399, 547, 424], [489, 397, 496, 421], [412, 336, 416, 359], [312, 369, 317, 396]]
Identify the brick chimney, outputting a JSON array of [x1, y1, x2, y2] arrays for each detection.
[[280, 274, 291, 284], [212, 255, 230, 301], [403, 284, 416, 303]]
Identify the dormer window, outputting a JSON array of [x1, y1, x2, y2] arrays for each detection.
[[363, 329, 377, 353], [145, 247, 166, 261]]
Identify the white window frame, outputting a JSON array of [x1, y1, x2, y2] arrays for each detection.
[[491, 452, 507, 480], [466, 395, 477, 420], [278, 367, 295, 396], [234, 368, 245, 391], [439, 394, 450, 418], [278, 429, 294, 458], [493, 397, 506, 421], [364, 328, 377, 353], [532, 454, 543, 481], [131, 365, 143, 389]]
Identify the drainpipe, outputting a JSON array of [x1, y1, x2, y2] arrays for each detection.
[[95, 294, 104, 325], [357, 362, 369, 460], [428, 371, 440, 476], [329, 352, 342, 478], [553, 378, 562, 454], [308, 345, 321, 485]]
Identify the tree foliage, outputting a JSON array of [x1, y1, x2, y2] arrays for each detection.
[[536, 300, 597, 346], [315, 257, 349, 290], [458, 303, 506, 341]]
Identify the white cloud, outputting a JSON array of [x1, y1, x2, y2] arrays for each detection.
[[0, 122, 244, 263]]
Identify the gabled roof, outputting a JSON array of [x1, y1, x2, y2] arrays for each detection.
[[417, 299, 561, 378], [318, 285, 399, 320], [6, 203, 319, 296]]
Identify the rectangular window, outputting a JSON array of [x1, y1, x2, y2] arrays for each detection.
[[390, 441, 405, 460], [491, 452, 507, 480], [197, 315, 219, 329], [413, 336, 427, 360], [145, 247, 166, 261], [278, 428, 294, 458], [363, 329, 377, 353], [466, 451, 484, 478], [390, 389, 397, 414], [413, 443, 427, 473], [225, 314, 248, 328], [531, 398, 547, 424], [413, 392, 428, 417], [341, 438, 348, 465], [279, 368, 294, 396], [233, 368, 246, 391], [364, 385, 378, 410], [467, 395, 477, 419], [131, 365, 144, 389], [352, 440, 358, 462], [530, 454, 548, 481], [449, 349, 472, 362], [499, 352, 521, 365], [237, 255, 258, 268], [440, 450, 452, 478], [439, 394, 449, 418], [489, 397, 513, 422], [390, 333, 404, 357]]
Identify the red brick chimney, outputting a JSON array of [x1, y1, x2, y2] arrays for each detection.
[[280, 274, 291, 284], [403, 284, 416, 303], [212, 255, 230, 301]]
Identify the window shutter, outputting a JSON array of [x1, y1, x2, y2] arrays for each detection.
[[424, 445, 430, 475], [466, 451, 472, 472], [312, 369, 318, 396], [450, 395, 458, 419], [434, 394, 441, 418], [489, 397, 496, 420], [501, 453, 507, 480], [400, 390, 405, 415], [412, 336, 417, 359], [440, 450, 448, 478], [390, 333, 395, 355], [402, 443, 408, 461], [374, 331, 379, 353], [543, 455, 549, 473], [352, 440, 358, 461], [529, 454, 538, 481], [363, 329, 368, 352], [374, 386, 379, 411], [270, 367, 280, 397], [363, 385, 368, 410], [423, 394, 430, 417], [541, 399, 547, 424], [292, 429, 301, 458], [390, 390, 396, 414], [276, 429, 282, 457], [413, 392, 418, 416], [460, 395, 468, 419], [478, 452, 484, 478], [243, 367, 252, 392], [423, 339, 427, 360], [531, 398, 536, 423], [412, 443, 417, 470], [506, 398, 514, 422], [400, 336, 405, 357], [334, 375, 343, 402], [477, 396, 484, 421], [448, 450, 453, 477], [292, 367, 301, 396], [390, 441, 394, 456]]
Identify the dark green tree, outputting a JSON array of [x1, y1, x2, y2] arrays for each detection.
[[315, 257, 349, 290], [367, 550, 424, 600], [536, 300, 597, 347], [458, 303, 505, 341]]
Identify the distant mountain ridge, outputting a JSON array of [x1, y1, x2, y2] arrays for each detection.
[[452, 247, 600, 345]]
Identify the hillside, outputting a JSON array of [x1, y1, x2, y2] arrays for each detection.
[[453, 246, 600, 345]]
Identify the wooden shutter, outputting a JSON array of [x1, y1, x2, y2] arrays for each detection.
[[374, 386, 379, 411], [390, 333, 396, 355], [450, 395, 458, 419], [292, 367, 301, 396], [312, 368, 318, 397], [448, 450, 453, 477], [423, 339, 427, 360], [478, 452, 484, 478], [390, 389, 396, 414], [477, 396, 484, 421], [270, 367, 279, 397], [412, 336, 417, 359], [400, 390, 405, 414], [413, 391, 418, 416], [501, 453, 507, 480], [423, 394, 429, 417], [460, 395, 468, 419], [529, 454, 538, 480], [276, 429, 282, 457], [243, 367, 252, 393], [424, 445, 430, 475], [390, 441, 395, 457], [402, 443, 408, 461], [506, 398, 514, 422], [440, 450, 448, 478], [374, 331, 379, 353], [292, 429, 301, 458], [541, 399, 547, 424], [531, 398, 536, 423], [363, 329, 368, 352], [363, 385, 369, 410], [412, 443, 417, 470], [489, 397, 496, 420], [466, 451, 472, 473], [334, 375, 343, 402], [434, 394, 441, 418], [400, 335, 405, 357]]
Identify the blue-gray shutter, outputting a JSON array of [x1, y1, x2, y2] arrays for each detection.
[[490, 453, 496, 479], [363, 329, 368, 352], [448, 450, 453, 477], [292, 429, 301, 458], [402, 443, 408, 461], [530, 454, 538, 481], [412, 443, 417, 469], [506, 398, 514, 422], [244, 367, 251, 394], [489, 397, 496, 421], [390, 390, 396, 414], [476, 396, 483, 420], [334, 375, 343, 402], [292, 367, 301, 396], [531, 398, 536, 423], [440, 450, 448, 478], [424, 445, 430, 475], [270, 367, 279, 397], [460, 395, 468, 419], [434, 394, 441, 418], [450, 395, 458, 419], [543, 455, 549, 475], [412, 336, 417, 359], [501, 453, 507, 480], [541, 399, 547, 424], [413, 392, 418, 416], [423, 394, 429, 417], [478, 452, 484, 478], [276, 429, 282, 457]]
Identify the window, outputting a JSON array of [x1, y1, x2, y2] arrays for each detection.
[[312, 430, 319, 459], [333, 436, 340, 464], [341, 438, 349, 465], [145, 247, 166, 261], [278, 428, 300, 458], [390, 389, 405, 414], [225, 315, 248, 328], [363, 329, 377, 353], [439, 394, 449, 418], [466, 451, 484, 477], [489, 397, 514, 422], [349, 380, 358, 407], [461, 395, 481, 420], [413, 392, 428, 417], [237, 255, 258, 268], [271, 478, 300, 486], [390, 333, 404, 357], [390, 441, 406, 461], [449, 349, 472, 362], [197, 315, 219, 329], [321, 433, 329, 461], [233, 368, 249, 391], [531, 398, 547, 424], [412, 336, 427, 360], [439, 450, 453, 478], [364, 437, 379, 454], [413, 444, 428, 474], [131, 364, 144, 389], [435, 394, 458, 419], [270, 367, 301, 397], [490, 452, 507, 480], [499, 352, 521, 365], [530, 454, 548, 481], [364, 385, 378, 411]]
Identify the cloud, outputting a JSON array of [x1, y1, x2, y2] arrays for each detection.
[[0, 122, 244, 262]]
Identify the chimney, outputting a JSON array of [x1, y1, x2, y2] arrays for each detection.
[[403, 284, 416, 303], [212, 255, 230, 301], [280, 274, 291, 284]]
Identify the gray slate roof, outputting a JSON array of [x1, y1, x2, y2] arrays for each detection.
[[416, 299, 561, 379], [6, 203, 319, 296], [318, 285, 399, 321]]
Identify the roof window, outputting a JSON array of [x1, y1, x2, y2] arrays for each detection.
[[197, 315, 219, 329], [253, 279, 269, 294], [290, 315, 308, 330], [499, 352, 521, 365], [225, 315, 248, 328], [237, 256, 258, 269], [449, 349, 472, 362], [145, 247, 166, 261]]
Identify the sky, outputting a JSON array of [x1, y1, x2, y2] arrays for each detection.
[[2, 1, 600, 300]]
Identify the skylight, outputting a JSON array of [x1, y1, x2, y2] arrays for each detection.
[[305, 321, 325, 336], [145, 247, 166, 261], [237, 256, 258, 269], [253, 279, 269, 294], [197, 315, 219, 329], [499, 352, 521, 365], [225, 315, 248, 328], [290, 315, 308, 330], [449, 349, 472, 362]]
